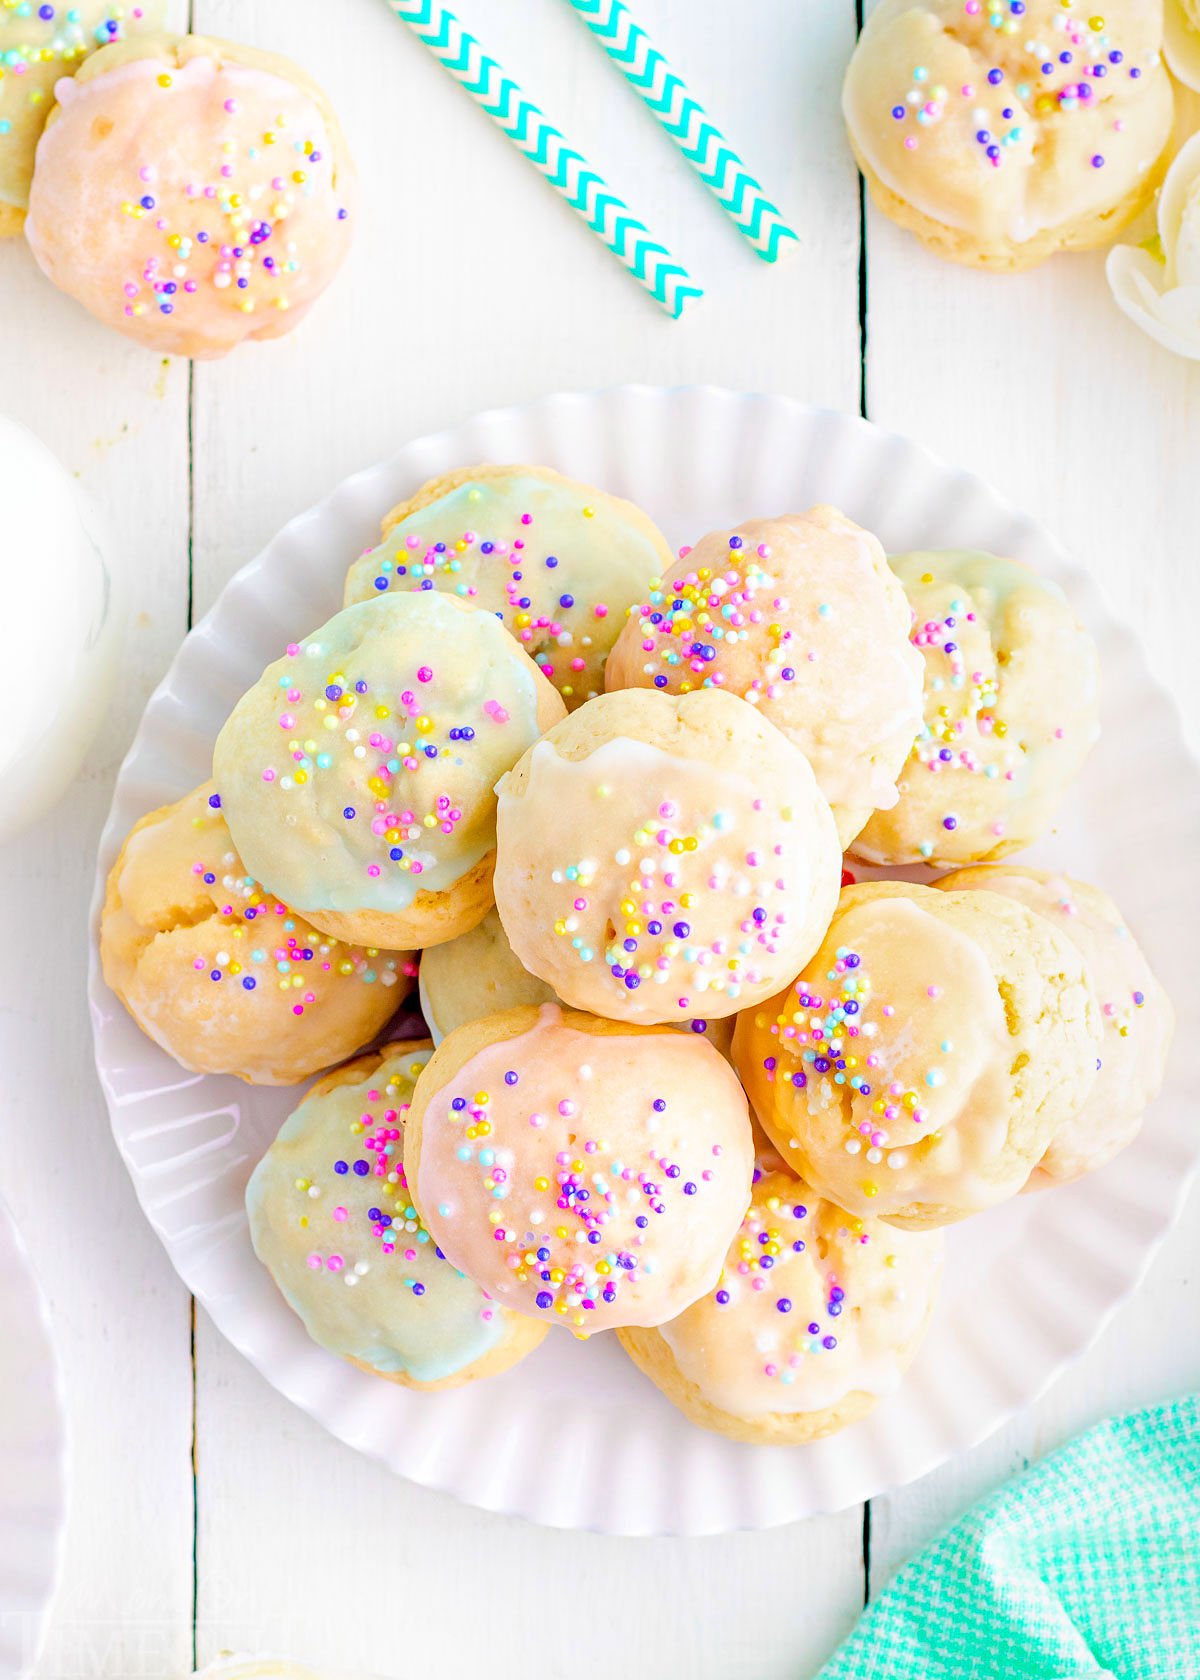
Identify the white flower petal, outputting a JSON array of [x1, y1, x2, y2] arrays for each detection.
[[1107, 245, 1200, 359], [1157, 132, 1200, 282], [1107, 130, 1200, 358]]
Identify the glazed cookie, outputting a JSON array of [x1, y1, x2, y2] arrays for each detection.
[[851, 551, 1099, 867], [213, 592, 566, 952], [343, 464, 672, 710], [24, 33, 355, 356], [405, 1004, 755, 1333], [0, 0, 165, 230], [100, 783, 415, 1086], [247, 1041, 546, 1388], [492, 687, 841, 1026], [843, 0, 1174, 272], [419, 906, 558, 1042], [418, 905, 735, 1058], [619, 1169, 943, 1444], [937, 867, 1174, 1186], [604, 507, 924, 846], [732, 881, 1103, 1228]]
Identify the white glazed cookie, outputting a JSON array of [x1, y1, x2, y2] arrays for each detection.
[[246, 1041, 547, 1388], [937, 867, 1173, 1185], [404, 1004, 755, 1334], [24, 33, 355, 355], [733, 881, 1103, 1228], [100, 783, 415, 1085], [604, 507, 924, 846], [213, 592, 567, 952], [842, 0, 1173, 271], [851, 551, 1099, 867], [343, 464, 672, 709], [0, 0, 166, 228], [418, 905, 735, 1058], [619, 1168, 943, 1444], [493, 687, 841, 1026]]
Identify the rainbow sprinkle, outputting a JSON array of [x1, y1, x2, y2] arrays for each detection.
[[430, 1068, 729, 1332], [884, 2, 1153, 174], [710, 1186, 864, 1381], [187, 793, 415, 1012]]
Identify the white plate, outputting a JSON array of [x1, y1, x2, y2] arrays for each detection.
[[88, 386, 1200, 1535], [0, 1201, 67, 1677]]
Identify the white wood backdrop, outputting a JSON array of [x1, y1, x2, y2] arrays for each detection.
[[1, 1, 1197, 1675]]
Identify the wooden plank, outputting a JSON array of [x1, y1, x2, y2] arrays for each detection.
[[0, 2, 196, 1669], [189, 2, 867, 1674], [860, 16, 1200, 1596]]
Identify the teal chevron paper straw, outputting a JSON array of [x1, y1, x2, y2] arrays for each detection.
[[383, 0, 702, 317], [564, 0, 798, 264]]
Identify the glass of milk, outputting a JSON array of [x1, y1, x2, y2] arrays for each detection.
[[0, 414, 119, 840]]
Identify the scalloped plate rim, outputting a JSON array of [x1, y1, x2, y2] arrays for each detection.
[[88, 385, 1200, 1535]]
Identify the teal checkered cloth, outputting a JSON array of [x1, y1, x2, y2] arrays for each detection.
[[817, 1398, 1200, 1680]]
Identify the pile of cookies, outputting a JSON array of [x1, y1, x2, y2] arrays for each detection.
[[100, 463, 1173, 1446]]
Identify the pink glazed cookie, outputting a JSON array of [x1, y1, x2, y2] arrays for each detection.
[[404, 1004, 755, 1335], [24, 33, 355, 356]]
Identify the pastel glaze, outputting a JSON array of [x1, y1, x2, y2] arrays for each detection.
[[733, 882, 1102, 1227], [418, 904, 736, 1058], [343, 466, 671, 709], [651, 1171, 943, 1420], [214, 593, 561, 924], [604, 506, 924, 845], [843, 0, 1173, 267], [493, 688, 841, 1026], [0, 0, 165, 215], [100, 783, 415, 1085], [852, 550, 1100, 867], [409, 1006, 755, 1334], [247, 1043, 534, 1385], [24, 36, 355, 356], [938, 867, 1174, 1186]]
